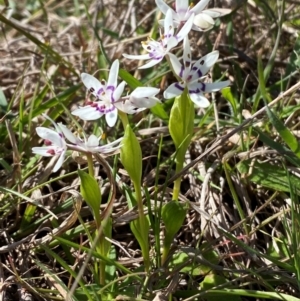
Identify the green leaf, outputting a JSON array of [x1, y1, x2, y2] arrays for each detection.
[[200, 274, 242, 301], [284, 35, 300, 90], [258, 54, 300, 158], [120, 125, 142, 186], [0, 87, 8, 112], [105, 245, 117, 284], [169, 247, 219, 276], [169, 91, 194, 151], [237, 159, 300, 193], [221, 87, 237, 117], [119, 68, 142, 89], [265, 107, 300, 158], [150, 102, 169, 120], [130, 214, 149, 265], [254, 127, 300, 166], [162, 202, 187, 250], [78, 170, 102, 225]]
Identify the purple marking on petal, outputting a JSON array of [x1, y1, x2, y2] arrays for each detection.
[[189, 88, 200, 94], [95, 103, 116, 114], [177, 8, 188, 14], [97, 88, 104, 95], [107, 85, 115, 92], [197, 69, 203, 77], [175, 82, 185, 91], [154, 56, 163, 61], [179, 65, 185, 78], [189, 83, 205, 94], [96, 104, 106, 113]]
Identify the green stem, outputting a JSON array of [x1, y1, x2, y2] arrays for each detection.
[[133, 180, 150, 272], [118, 110, 129, 129], [99, 234, 106, 286], [87, 153, 94, 177], [172, 158, 184, 201]]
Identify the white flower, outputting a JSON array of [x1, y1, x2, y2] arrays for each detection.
[[123, 9, 194, 69], [114, 87, 161, 113], [73, 61, 160, 124], [164, 38, 230, 108], [72, 59, 126, 127], [32, 117, 67, 172], [156, 0, 230, 31], [58, 123, 122, 154]]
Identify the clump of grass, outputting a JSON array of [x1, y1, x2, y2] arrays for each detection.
[[1, 0, 300, 301]]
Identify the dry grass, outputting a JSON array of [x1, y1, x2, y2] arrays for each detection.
[[1, 0, 300, 300]]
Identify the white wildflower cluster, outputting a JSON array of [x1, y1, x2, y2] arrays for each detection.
[[32, 0, 231, 172]]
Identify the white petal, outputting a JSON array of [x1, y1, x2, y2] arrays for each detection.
[[58, 123, 80, 145], [113, 81, 126, 102], [190, 0, 210, 14], [168, 53, 183, 78], [182, 37, 192, 78], [96, 144, 121, 154], [203, 80, 230, 92], [114, 101, 137, 114], [105, 137, 123, 147], [87, 134, 100, 147], [166, 36, 179, 52], [131, 87, 160, 98], [155, 0, 171, 15], [42, 114, 61, 133], [176, 0, 189, 14], [36, 127, 64, 147], [53, 152, 66, 172], [176, 13, 194, 41], [107, 59, 119, 88], [194, 51, 219, 76], [189, 93, 210, 108], [32, 146, 55, 157], [193, 13, 215, 30], [72, 106, 103, 120], [203, 8, 231, 18], [138, 59, 162, 69], [105, 108, 118, 127], [123, 53, 151, 60], [164, 82, 184, 99], [81, 73, 103, 97], [164, 9, 175, 35]]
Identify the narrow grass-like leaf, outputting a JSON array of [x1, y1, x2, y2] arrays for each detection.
[[78, 170, 102, 226], [0, 87, 8, 112], [254, 127, 300, 166], [31, 84, 81, 119], [258, 55, 300, 158], [237, 159, 300, 193], [0, 14, 76, 73], [175, 288, 300, 301], [221, 87, 238, 117], [119, 69, 142, 89], [54, 236, 138, 277], [200, 274, 242, 301]]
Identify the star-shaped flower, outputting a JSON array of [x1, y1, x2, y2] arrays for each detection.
[[156, 0, 230, 31], [32, 116, 67, 172], [123, 9, 194, 69], [164, 38, 230, 107], [72, 59, 126, 127], [58, 123, 122, 154], [72, 60, 160, 126]]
